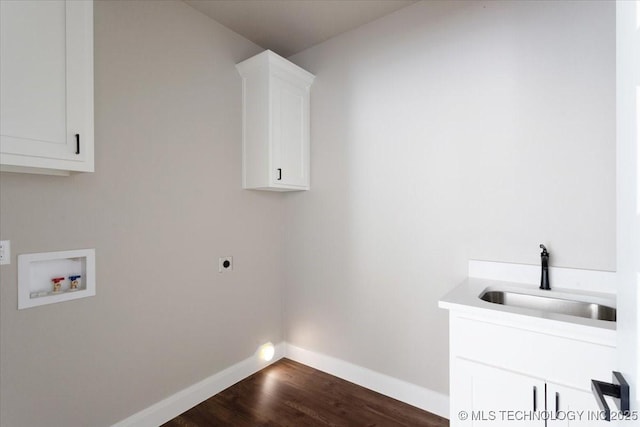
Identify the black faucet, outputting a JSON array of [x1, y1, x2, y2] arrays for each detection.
[[539, 244, 550, 290]]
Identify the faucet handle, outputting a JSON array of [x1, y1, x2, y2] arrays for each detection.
[[540, 244, 549, 256]]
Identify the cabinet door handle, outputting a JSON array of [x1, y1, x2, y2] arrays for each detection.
[[555, 392, 559, 417], [533, 386, 537, 412], [277, 168, 282, 181], [75, 134, 80, 155]]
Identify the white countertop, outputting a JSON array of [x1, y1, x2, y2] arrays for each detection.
[[439, 277, 617, 334]]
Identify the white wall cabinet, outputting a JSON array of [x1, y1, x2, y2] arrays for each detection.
[[0, 0, 94, 176], [236, 50, 314, 191]]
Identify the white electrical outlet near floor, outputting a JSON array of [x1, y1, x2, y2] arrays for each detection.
[[0, 240, 10, 265]]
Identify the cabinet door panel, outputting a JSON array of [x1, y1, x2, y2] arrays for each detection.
[[1, 0, 89, 163], [271, 76, 308, 187], [455, 359, 545, 426], [547, 383, 609, 427]]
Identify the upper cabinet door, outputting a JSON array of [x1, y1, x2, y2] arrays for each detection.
[[237, 50, 314, 191], [271, 73, 309, 188], [1, 0, 94, 175]]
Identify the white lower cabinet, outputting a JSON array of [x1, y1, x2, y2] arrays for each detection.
[[455, 359, 607, 426], [448, 313, 614, 427]]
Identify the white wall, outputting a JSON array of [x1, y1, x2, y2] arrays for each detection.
[[0, 1, 284, 426], [615, 0, 640, 410], [0, 0, 618, 424], [285, 0, 616, 396]]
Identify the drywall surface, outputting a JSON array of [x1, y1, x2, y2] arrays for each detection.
[[615, 0, 640, 409], [285, 0, 615, 395], [0, 1, 283, 426]]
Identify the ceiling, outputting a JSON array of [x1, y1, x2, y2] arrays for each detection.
[[184, 0, 417, 57]]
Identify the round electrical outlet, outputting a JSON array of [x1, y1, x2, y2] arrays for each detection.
[[218, 256, 233, 272]]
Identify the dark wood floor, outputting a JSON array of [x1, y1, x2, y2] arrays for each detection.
[[162, 358, 448, 427]]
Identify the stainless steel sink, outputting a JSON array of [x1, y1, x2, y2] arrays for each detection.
[[479, 290, 616, 322]]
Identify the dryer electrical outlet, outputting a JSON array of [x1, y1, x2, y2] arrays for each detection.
[[219, 256, 233, 273]]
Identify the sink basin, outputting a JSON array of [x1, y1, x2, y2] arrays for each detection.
[[479, 290, 616, 322]]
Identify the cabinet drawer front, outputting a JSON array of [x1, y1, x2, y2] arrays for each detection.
[[451, 315, 615, 391]]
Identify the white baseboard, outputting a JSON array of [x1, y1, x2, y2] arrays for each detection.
[[111, 342, 449, 426], [285, 343, 450, 419], [111, 342, 287, 427]]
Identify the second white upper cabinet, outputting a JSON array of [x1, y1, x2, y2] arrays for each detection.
[[237, 50, 314, 191], [0, 0, 94, 175]]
